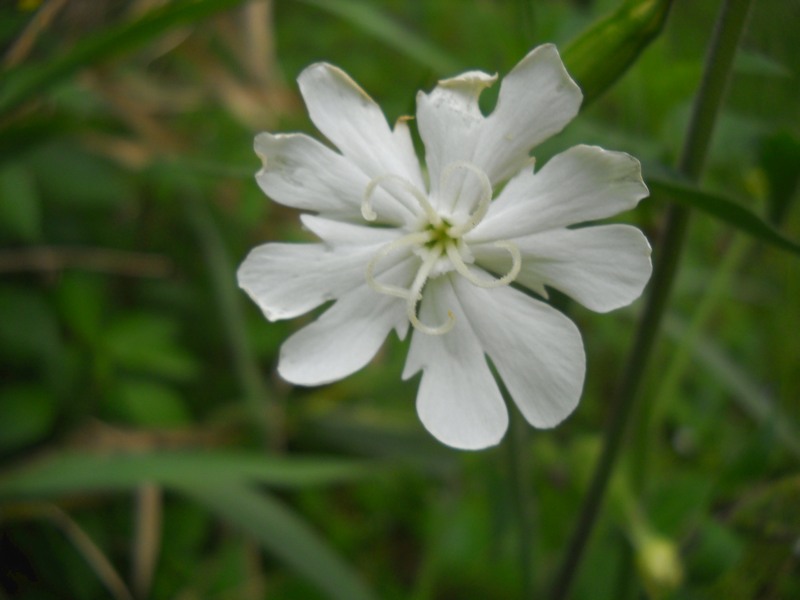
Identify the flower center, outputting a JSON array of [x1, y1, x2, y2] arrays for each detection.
[[362, 162, 521, 335], [424, 219, 453, 249]]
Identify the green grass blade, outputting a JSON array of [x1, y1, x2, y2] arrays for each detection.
[[182, 483, 378, 600], [664, 315, 800, 460], [631, 234, 751, 487], [0, 451, 372, 499], [296, 0, 460, 74], [648, 177, 800, 257], [184, 196, 278, 447], [0, 0, 248, 116]]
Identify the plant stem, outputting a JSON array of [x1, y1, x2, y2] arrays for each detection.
[[549, 1, 753, 598]]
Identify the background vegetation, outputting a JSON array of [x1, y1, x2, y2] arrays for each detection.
[[0, 0, 798, 599]]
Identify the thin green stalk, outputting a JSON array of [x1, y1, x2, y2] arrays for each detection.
[[631, 234, 750, 488], [549, 1, 753, 598], [43, 504, 135, 600], [507, 406, 535, 598], [185, 196, 281, 450]]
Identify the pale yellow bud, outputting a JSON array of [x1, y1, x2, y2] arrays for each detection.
[[635, 534, 684, 598]]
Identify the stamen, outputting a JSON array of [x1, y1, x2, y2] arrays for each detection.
[[363, 174, 441, 225], [365, 231, 433, 298], [441, 161, 493, 237], [406, 247, 455, 335], [445, 240, 521, 288]]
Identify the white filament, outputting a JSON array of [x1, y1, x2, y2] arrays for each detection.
[[441, 161, 493, 237], [363, 174, 441, 225], [445, 240, 521, 288], [363, 162, 520, 336], [406, 247, 456, 335], [365, 231, 432, 298]]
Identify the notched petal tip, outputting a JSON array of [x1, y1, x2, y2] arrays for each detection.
[[569, 144, 650, 207], [253, 131, 273, 170], [605, 147, 649, 204], [505, 44, 584, 123], [236, 255, 280, 322], [522, 43, 583, 100], [298, 61, 376, 106], [417, 70, 498, 123], [253, 132, 298, 174], [438, 70, 498, 96]]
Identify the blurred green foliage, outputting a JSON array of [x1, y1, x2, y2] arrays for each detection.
[[0, 0, 798, 599]]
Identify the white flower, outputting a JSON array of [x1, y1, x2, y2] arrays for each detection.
[[238, 44, 651, 450]]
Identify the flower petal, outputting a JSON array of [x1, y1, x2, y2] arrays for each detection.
[[278, 284, 410, 386], [402, 276, 508, 450], [300, 214, 404, 247], [415, 71, 497, 215], [472, 224, 652, 312], [475, 44, 582, 184], [297, 63, 424, 191], [238, 243, 363, 321], [470, 145, 648, 242], [416, 45, 581, 217], [237, 228, 398, 321], [454, 278, 585, 428], [254, 132, 414, 225]]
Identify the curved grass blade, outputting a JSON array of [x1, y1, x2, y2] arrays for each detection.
[[648, 176, 800, 257], [0, 451, 372, 499], [663, 316, 800, 460], [0, 0, 248, 116], [296, 0, 460, 74], [182, 482, 378, 600]]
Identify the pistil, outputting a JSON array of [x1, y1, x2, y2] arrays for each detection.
[[362, 164, 523, 335]]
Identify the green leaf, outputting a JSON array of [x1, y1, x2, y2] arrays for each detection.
[[735, 49, 792, 78], [563, 0, 674, 104], [29, 142, 135, 210], [104, 313, 197, 380], [108, 379, 192, 427], [0, 384, 57, 452], [297, 0, 460, 74], [0, 162, 42, 242], [0, 114, 91, 161], [648, 176, 800, 257], [0, 451, 373, 499], [759, 131, 800, 223], [685, 519, 744, 582], [182, 483, 378, 600], [649, 474, 715, 536], [0, 284, 61, 368], [0, 0, 249, 116], [55, 273, 108, 344]]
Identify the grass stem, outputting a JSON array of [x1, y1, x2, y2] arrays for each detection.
[[549, 1, 754, 597]]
